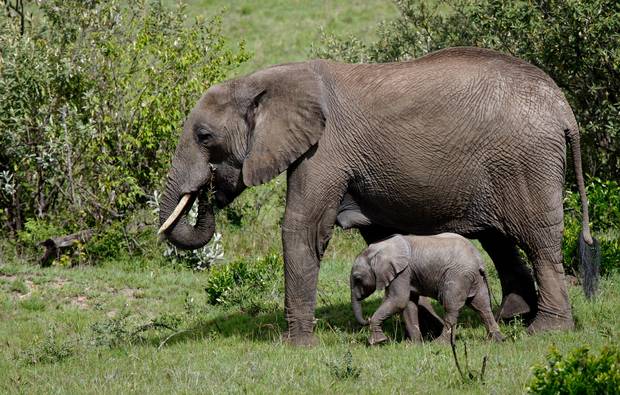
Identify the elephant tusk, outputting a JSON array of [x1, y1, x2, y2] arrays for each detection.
[[158, 194, 192, 235]]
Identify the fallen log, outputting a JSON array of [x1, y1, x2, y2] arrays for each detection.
[[38, 229, 93, 267]]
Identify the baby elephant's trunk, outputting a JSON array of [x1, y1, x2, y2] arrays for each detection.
[[351, 292, 368, 326]]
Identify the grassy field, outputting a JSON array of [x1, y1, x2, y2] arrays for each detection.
[[175, 0, 397, 75], [2, 1, 618, 394], [1, 241, 619, 394]]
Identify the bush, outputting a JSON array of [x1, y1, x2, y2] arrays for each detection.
[[90, 309, 185, 348], [18, 332, 76, 366], [527, 346, 620, 394], [16, 219, 65, 250], [205, 253, 283, 311], [317, 0, 620, 181], [0, 0, 248, 240], [326, 351, 362, 380], [564, 178, 620, 275]]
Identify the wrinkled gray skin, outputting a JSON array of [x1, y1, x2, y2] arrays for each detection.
[[351, 234, 504, 345], [159, 47, 595, 346]]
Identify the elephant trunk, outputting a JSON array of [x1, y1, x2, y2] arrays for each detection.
[[352, 291, 368, 326], [158, 170, 215, 250]]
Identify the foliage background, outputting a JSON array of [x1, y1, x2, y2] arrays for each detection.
[[0, 0, 248, 236]]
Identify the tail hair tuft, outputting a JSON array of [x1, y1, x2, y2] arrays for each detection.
[[579, 231, 600, 299]]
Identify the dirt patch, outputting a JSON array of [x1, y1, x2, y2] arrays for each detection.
[[70, 295, 89, 309], [4, 278, 36, 300], [49, 277, 70, 288], [2, 274, 69, 289], [118, 287, 142, 300]]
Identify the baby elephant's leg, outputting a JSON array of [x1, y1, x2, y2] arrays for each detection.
[[368, 298, 401, 345], [469, 286, 505, 342], [437, 283, 467, 343], [402, 300, 423, 342], [368, 283, 410, 345]]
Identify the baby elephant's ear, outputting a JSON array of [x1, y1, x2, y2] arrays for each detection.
[[371, 236, 410, 290]]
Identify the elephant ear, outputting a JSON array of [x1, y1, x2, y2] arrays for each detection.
[[371, 236, 411, 290], [240, 63, 326, 186]]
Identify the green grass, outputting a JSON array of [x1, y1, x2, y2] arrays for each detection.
[[1, 244, 618, 394], [175, 0, 397, 75]]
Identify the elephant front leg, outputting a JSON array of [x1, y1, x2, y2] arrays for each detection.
[[281, 226, 322, 346], [281, 205, 339, 346], [280, 162, 346, 346], [368, 303, 393, 346], [368, 291, 408, 346]]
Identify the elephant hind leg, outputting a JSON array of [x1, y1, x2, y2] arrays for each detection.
[[468, 287, 504, 341], [521, 227, 574, 333], [479, 233, 538, 323], [402, 299, 423, 342], [436, 285, 467, 343]]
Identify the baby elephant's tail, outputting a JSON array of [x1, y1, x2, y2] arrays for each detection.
[[479, 268, 496, 308]]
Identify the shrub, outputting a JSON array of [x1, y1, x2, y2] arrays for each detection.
[[563, 178, 620, 275], [326, 351, 362, 380], [16, 219, 65, 250], [317, 0, 620, 181], [205, 253, 283, 310], [527, 346, 620, 394], [0, 0, 248, 241], [18, 332, 76, 366], [90, 309, 185, 348]]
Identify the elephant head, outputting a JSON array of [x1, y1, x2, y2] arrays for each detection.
[[350, 236, 410, 325], [158, 62, 326, 249]]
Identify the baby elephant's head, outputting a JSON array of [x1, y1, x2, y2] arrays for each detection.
[[350, 252, 377, 326], [350, 236, 410, 326]]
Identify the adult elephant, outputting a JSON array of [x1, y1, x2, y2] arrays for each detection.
[[158, 47, 598, 346]]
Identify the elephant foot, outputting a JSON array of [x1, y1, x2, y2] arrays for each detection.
[[368, 333, 388, 346], [488, 331, 505, 342], [282, 331, 318, 347], [368, 326, 388, 346], [406, 331, 423, 344], [526, 311, 574, 334], [282, 315, 317, 346], [496, 293, 536, 322], [436, 333, 451, 344], [436, 327, 453, 344]]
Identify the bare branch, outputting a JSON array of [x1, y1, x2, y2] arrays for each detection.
[[449, 325, 466, 381]]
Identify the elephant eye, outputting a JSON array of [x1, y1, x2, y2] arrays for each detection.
[[194, 125, 213, 141]]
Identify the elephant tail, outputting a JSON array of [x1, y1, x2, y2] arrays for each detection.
[[564, 128, 600, 299], [479, 268, 496, 308]]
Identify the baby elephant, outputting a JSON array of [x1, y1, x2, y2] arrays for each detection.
[[350, 233, 504, 345]]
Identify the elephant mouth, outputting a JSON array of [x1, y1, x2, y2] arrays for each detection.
[[214, 190, 229, 208], [158, 191, 199, 235]]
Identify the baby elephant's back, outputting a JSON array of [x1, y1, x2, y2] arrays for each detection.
[[412, 233, 483, 269], [408, 233, 484, 297]]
